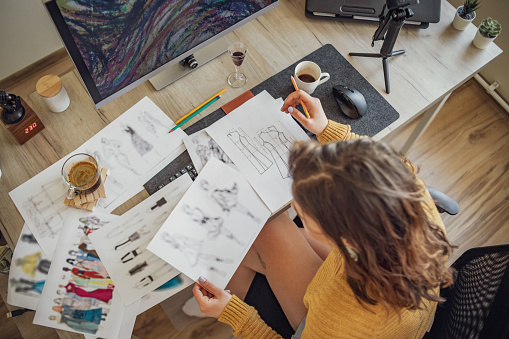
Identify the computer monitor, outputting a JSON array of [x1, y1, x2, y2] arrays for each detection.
[[43, 0, 279, 108]]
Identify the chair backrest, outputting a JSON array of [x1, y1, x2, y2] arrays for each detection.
[[426, 244, 509, 339]]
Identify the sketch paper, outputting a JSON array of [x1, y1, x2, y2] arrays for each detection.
[[7, 224, 52, 310], [206, 91, 310, 212], [183, 130, 236, 173], [138, 273, 194, 314], [89, 175, 192, 306], [148, 158, 271, 289], [33, 210, 129, 338], [9, 97, 186, 255]]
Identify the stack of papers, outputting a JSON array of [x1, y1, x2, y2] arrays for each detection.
[[7, 91, 310, 338]]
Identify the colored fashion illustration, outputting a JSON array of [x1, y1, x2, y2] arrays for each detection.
[[161, 232, 233, 276], [10, 278, 45, 295], [182, 204, 245, 246], [227, 129, 273, 174], [258, 125, 293, 179], [15, 251, 51, 277], [199, 180, 261, 222]]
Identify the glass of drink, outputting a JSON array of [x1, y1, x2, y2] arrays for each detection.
[[227, 42, 248, 88]]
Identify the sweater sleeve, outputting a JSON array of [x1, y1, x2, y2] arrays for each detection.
[[316, 120, 364, 144], [218, 295, 284, 339]]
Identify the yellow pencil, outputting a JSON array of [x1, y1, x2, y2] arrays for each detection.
[[290, 76, 310, 119], [175, 88, 227, 125]]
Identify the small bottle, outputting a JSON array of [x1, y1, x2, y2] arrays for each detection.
[[36, 74, 70, 113]]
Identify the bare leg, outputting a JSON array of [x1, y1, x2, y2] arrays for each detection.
[[227, 213, 323, 330], [300, 228, 332, 261]]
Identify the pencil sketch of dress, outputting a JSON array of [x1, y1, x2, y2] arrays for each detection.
[[101, 137, 139, 175], [123, 125, 153, 156], [182, 205, 245, 246], [160, 233, 232, 276], [227, 129, 272, 174], [138, 111, 166, 135], [258, 125, 292, 179], [199, 180, 261, 223], [22, 179, 67, 238]]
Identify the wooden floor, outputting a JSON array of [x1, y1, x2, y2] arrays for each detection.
[[1, 51, 508, 338]]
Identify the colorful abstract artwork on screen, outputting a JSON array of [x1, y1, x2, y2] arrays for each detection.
[[56, 0, 276, 99]]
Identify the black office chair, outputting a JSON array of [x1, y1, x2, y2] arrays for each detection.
[[425, 244, 509, 339], [244, 187, 460, 339]]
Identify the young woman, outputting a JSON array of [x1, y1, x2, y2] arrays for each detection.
[[192, 90, 455, 338]]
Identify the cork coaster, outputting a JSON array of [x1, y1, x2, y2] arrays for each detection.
[[64, 168, 109, 211]]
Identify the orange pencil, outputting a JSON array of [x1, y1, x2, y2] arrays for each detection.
[[290, 76, 310, 119], [175, 88, 227, 125]]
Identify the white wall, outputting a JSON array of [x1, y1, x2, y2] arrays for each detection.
[[0, 0, 63, 80], [448, 0, 508, 101]]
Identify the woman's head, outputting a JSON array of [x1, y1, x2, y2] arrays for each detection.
[[289, 138, 455, 311]]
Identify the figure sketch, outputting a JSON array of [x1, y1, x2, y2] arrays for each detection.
[[258, 125, 293, 179], [22, 179, 67, 239], [138, 111, 166, 135], [199, 180, 261, 223], [227, 129, 272, 174], [160, 233, 232, 276], [193, 137, 234, 168], [182, 205, 245, 246], [122, 124, 153, 156], [101, 137, 139, 175]]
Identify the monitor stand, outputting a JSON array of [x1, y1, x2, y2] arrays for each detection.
[[149, 38, 229, 91]]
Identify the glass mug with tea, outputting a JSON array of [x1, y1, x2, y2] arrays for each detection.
[[61, 153, 101, 200], [294, 61, 330, 95]]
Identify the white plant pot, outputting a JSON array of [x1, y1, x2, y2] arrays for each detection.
[[452, 6, 475, 30], [473, 30, 496, 49]]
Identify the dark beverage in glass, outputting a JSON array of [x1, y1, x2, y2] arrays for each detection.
[[228, 42, 248, 88], [232, 52, 245, 66]]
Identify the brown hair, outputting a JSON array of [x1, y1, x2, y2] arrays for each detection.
[[289, 138, 455, 311]]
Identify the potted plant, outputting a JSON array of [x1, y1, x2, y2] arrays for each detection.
[[473, 17, 502, 49], [452, 0, 481, 30]]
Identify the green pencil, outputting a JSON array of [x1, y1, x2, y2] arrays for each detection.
[[169, 95, 221, 133]]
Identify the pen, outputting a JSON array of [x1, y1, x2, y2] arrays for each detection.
[[175, 88, 227, 125], [290, 76, 310, 119], [169, 96, 221, 133]]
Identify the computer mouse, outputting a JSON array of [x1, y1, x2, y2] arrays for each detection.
[[332, 85, 367, 119]]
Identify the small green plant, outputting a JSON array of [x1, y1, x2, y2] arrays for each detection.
[[459, 0, 481, 19], [479, 17, 502, 38]]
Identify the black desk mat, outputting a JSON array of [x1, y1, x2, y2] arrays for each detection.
[[144, 43, 399, 194]]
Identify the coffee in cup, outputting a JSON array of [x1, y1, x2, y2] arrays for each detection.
[[294, 61, 330, 95], [61, 153, 101, 200]]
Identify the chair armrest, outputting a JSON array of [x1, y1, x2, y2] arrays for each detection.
[[427, 186, 460, 215]]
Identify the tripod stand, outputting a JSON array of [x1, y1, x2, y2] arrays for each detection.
[[349, 4, 414, 94]]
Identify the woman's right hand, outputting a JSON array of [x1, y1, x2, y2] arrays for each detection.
[[281, 90, 328, 136]]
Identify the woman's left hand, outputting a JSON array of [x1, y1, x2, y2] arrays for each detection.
[[192, 276, 232, 318]]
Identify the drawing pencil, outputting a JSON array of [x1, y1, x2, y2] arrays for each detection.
[[169, 96, 221, 133], [175, 88, 227, 125], [290, 76, 310, 119]]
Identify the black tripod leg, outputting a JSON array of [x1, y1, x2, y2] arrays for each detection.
[[382, 58, 390, 94], [349, 52, 383, 58]]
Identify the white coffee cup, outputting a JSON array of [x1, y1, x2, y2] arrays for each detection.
[[294, 61, 330, 95]]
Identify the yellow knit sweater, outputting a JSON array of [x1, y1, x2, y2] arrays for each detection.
[[218, 120, 442, 338]]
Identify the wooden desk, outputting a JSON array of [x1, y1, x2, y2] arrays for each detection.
[[0, 0, 501, 335]]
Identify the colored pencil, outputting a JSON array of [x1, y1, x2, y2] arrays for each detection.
[[169, 96, 221, 133], [174, 88, 227, 125], [290, 76, 310, 119]]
